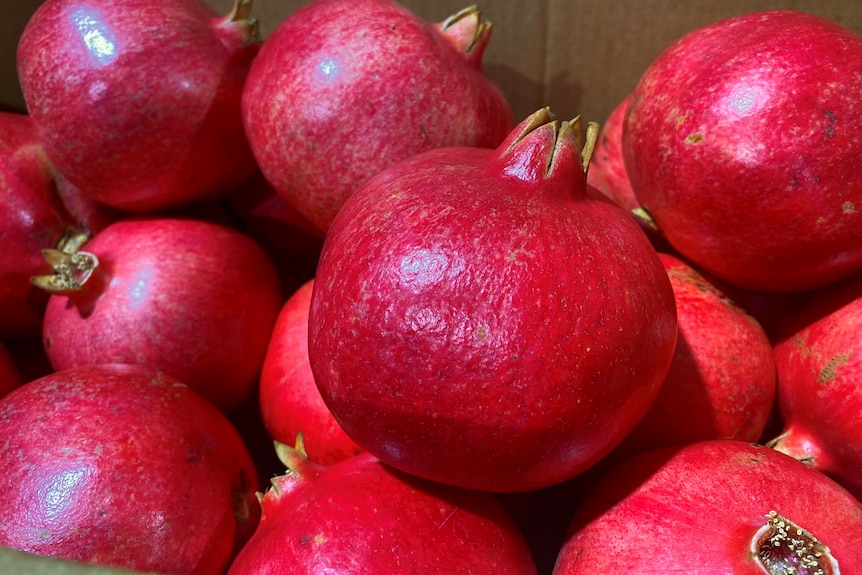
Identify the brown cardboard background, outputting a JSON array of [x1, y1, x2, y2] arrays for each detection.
[[5, 0, 861, 125]]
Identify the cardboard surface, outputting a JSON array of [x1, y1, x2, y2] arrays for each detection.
[[2, 0, 862, 572]]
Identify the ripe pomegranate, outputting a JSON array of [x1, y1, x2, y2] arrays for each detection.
[[610, 252, 776, 458], [0, 363, 260, 575], [17, 0, 260, 212], [0, 110, 82, 340], [0, 342, 22, 398], [769, 272, 862, 501], [227, 438, 538, 574], [553, 440, 862, 573], [40, 217, 283, 413], [623, 10, 862, 292], [260, 280, 363, 466], [308, 108, 678, 492], [242, 0, 514, 233], [587, 93, 637, 212]]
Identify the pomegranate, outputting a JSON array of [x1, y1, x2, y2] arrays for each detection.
[[17, 0, 260, 212], [260, 280, 363, 466], [39, 217, 283, 413], [769, 272, 862, 501], [241, 0, 514, 233], [308, 108, 678, 492], [0, 363, 260, 574], [623, 10, 862, 292], [0, 110, 82, 340], [610, 252, 776, 458], [587, 93, 637, 212], [227, 438, 538, 574], [553, 440, 862, 573], [0, 342, 22, 398]]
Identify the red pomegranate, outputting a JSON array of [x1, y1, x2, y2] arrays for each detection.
[[227, 438, 538, 574], [260, 280, 363, 466], [610, 252, 776, 458], [587, 93, 637, 212], [553, 440, 862, 573], [242, 0, 514, 233], [0, 111, 82, 340], [40, 217, 283, 413], [0, 363, 260, 575], [17, 0, 260, 212], [769, 272, 862, 501], [623, 10, 862, 292], [308, 108, 678, 492]]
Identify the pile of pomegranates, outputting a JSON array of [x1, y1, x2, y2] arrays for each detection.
[[2, 1, 862, 573]]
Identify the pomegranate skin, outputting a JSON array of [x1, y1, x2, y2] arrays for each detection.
[[770, 272, 862, 501], [260, 280, 363, 466], [308, 110, 678, 492], [17, 0, 260, 212], [553, 440, 862, 574], [611, 252, 776, 457], [587, 93, 637, 212], [624, 10, 862, 292], [241, 0, 514, 233], [227, 444, 538, 575], [41, 217, 283, 413], [0, 363, 260, 575], [0, 111, 73, 339]]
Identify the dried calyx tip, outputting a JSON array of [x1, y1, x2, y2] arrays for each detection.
[[442, 5, 490, 52], [229, 0, 254, 22]]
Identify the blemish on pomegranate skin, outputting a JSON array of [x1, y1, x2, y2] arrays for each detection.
[[684, 133, 703, 144], [818, 353, 850, 384], [842, 201, 855, 214], [753, 511, 838, 575]]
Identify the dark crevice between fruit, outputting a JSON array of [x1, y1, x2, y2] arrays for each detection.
[[754, 511, 838, 575]]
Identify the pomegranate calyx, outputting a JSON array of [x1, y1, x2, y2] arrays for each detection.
[[30, 228, 98, 294], [497, 108, 599, 183], [438, 5, 492, 61], [631, 206, 662, 234], [753, 511, 838, 575], [223, 0, 260, 44]]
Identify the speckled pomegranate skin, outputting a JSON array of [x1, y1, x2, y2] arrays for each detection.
[[260, 279, 363, 466], [241, 0, 514, 233], [611, 252, 776, 458], [0, 364, 260, 575], [770, 273, 862, 502], [228, 447, 538, 575], [42, 218, 283, 413], [553, 440, 862, 573], [17, 0, 260, 212], [623, 10, 862, 292], [308, 110, 678, 493]]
